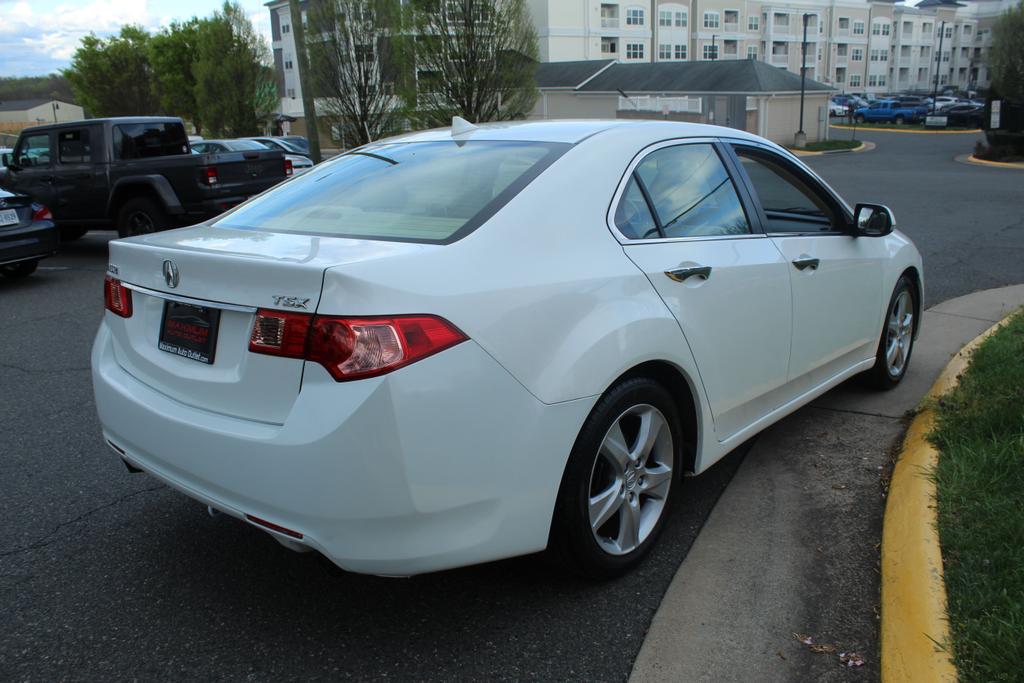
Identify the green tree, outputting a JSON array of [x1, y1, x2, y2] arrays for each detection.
[[989, 0, 1024, 102], [194, 2, 277, 137], [150, 19, 203, 133], [407, 0, 539, 127], [63, 25, 159, 116], [0, 75, 75, 103]]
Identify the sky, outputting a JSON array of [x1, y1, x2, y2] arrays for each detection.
[[0, 0, 274, 77]]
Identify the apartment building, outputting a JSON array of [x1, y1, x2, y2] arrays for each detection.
[[527, 0, 1015, 94]]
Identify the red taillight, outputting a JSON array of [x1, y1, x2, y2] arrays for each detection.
[[32, 204, 52, 221], [104, 275, 133, 318], [245, 514, 303, 539], [284, 158, 294, 176], [248, 311, 467, 381], [202, 165, 219, 186], [248, 309, 311, 357]]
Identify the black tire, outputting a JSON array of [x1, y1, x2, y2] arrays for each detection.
[[865, 275, 918, 390], [854, 114, 866, 124], [548, 377, 684, 579], [59, 226, 88, 241], [0, 260, 39, 279], [895, 115, 905, 125], [116, 196, 170, 238]]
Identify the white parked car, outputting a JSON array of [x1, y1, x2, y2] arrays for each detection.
[[829, 99, 848, 117], [93, 120, 923, 578]]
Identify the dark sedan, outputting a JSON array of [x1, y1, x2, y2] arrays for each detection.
[[943, 104, 985, 128], [0, 187, 57, 279]]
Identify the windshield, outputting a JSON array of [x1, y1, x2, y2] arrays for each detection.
[[220, 140, 270, 151], [214, 140, 568, 244]]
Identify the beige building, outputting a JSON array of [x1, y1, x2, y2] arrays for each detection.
[[527, 0, 1016, 94], [0, 99, 84, 131]]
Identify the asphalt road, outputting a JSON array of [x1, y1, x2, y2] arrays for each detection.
[[1, 128, 1021, 680]]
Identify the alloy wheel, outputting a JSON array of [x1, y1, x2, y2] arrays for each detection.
[[885, 289, 914, 376], [127, 211, 156, 235], [588, 404, 674, 556]]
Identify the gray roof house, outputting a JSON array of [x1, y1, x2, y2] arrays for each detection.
[[529, 59, 835, 145]]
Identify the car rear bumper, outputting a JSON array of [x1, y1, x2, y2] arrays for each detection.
[[92, 322, 595, 575], [0, 220, 58, 266]]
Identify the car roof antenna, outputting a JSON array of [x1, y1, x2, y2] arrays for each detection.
[[451, 116, 478, 137]]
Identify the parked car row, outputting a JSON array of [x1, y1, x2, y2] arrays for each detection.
[[0, 117, 312, 279]]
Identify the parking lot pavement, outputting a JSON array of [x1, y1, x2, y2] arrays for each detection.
[[0, 233, 747, 680], [2, 130, 1021, 680], [802, 129, 1024, 307]]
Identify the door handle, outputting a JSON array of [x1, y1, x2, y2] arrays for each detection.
[[665, 264, 712, 283], [792, 255, 820, 271]]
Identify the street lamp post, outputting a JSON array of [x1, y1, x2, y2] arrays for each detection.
[[795, 13, 811, 148], [711, 34, 718, 60], [931, 21, 946, 115]]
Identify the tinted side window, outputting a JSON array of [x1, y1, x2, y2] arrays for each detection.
[[114, 123, 189, 159], [633, 144, 750, 238], [15, 134, 51, 167], [58, 129, 92, 164], [614, 176, 659, 239], [734, 149, 837, 232]]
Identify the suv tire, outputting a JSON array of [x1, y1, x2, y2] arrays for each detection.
[[117, 197, 170, 238]]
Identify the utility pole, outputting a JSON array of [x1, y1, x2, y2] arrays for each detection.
[[931, 20, 946, 115], [796, 12, 810, 148], [289, 0, 322, 162], [711, 34, 718, 60]]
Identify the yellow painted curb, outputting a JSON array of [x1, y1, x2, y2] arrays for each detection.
[[830, 124, 981, 135], [964, 154, 1024, 169], [786, 141, 866, 156], [881, 314, 1015, 683]]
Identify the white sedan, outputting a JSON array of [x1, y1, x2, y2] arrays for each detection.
[[93, 120, 922, 578]]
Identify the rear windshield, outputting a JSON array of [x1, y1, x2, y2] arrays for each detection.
[[214, 140, 568, 244]]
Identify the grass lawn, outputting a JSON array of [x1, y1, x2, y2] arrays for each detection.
[[830, 122, 979, 132], [794, 139, 863, 152], [931, 310, 1024, 681]]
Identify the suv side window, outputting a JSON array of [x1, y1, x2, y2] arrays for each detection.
[[58, 128, 92, 164], [732, 147, 840, 233], [623, 143, 750, 239], [113, 122, 190, 160], [14, 134, 51, 168]]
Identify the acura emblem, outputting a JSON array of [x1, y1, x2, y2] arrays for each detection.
[[163, 260, 179, 289]]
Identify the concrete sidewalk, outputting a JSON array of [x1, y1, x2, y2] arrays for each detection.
[[630, 285, 1024, 682]]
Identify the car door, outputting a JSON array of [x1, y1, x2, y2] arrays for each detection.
[[8, 131, 59, 211], [53, 125, 106, 222], [614, 140, 794, 441], [727, 143, 884, 389]]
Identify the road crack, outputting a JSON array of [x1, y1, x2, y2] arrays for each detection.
[[0, 484, 166, 559]]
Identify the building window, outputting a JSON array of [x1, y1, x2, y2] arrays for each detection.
[[282, 23, 290, 34], [703, 12, 720, 29], [626, 7, 644, 26], [601, 37, 618, 54], [849, 74, 861, 87], [659, 10, 672, 27], [853, 21, 865, 35], [872, 21, 889, 36], [747, 45, 757, 59], [870, 49, 887, 62], [659, 43, 672, 59], [284, 59, 293, 69], [675, 44, 687, 59], [868, 74, 878, 86], [626, 42, 644, 59], [942, 51, 950, 62], [878, 75, 886, 86], [903, 21, 913, 35], [838, 17, 849, 30], [703, 44, 719, 60], [748, 15, 759, 31], [944, 26, 953, 39], [601, 4, 619, 28], [286, 88, 296, 97], [923, 22, 932, 34], [963, 24, 972, 35], [675, 11, 687, 27], [774, 12, 789, 27], [837, 43, 847, 57], [852, 48, 863, 61]]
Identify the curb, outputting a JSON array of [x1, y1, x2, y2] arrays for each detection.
[[829, 124, 981, 135], [880, 314, 1015, 683], [787, 141, 869, 156], [955, 153, 1024, 170]]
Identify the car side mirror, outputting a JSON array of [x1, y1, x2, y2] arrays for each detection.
[[853, 203, 895, 237], [1, 153, 15, 170]]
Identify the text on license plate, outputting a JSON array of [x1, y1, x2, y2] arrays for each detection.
[[157, 300, 221, 364], [0, 209, 18, 227]]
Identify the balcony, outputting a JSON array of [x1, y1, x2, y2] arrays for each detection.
[[771, 53, 789, 66], [601, 17, 619, 29], [835, 57, 848, 67], [723, 22, 739, 32]]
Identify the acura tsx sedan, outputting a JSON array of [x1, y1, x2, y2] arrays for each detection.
[[92, 120, 922, 578]]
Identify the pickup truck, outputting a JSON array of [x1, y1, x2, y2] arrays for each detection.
[[852, 100, 927, 125], [0, 117, 287, 239]]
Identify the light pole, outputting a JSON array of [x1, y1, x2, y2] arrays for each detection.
[[711, 34, 718, 60], [931, 21, 946, 115], [795, 13, 811, 148]]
